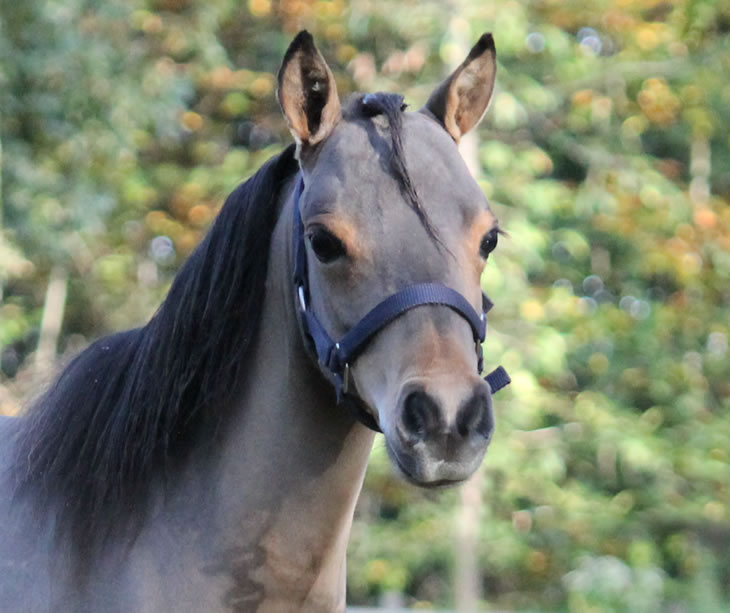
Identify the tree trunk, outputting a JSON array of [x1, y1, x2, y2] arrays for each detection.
[[450, 16, 485, 613], [35, 265, 69, 370]]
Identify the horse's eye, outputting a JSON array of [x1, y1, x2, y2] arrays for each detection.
[[479, 229, 499, 259], [308, 227, 347, 263]]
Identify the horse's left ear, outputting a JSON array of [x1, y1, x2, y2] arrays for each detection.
[[277, 30, 341, 150], [421, 33, 497, 143]]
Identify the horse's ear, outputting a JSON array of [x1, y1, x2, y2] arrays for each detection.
[[277, 30, 341, 150], [421, 33, 497, 143]]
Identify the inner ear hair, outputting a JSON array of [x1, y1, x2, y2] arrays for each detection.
[[277, 31, 341, 149], [422, 33, 497, 143]]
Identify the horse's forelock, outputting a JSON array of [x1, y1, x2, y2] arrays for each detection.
[[347, 93, 442, 248]]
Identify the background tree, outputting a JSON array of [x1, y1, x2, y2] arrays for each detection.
[[1, 0, 729, 611]]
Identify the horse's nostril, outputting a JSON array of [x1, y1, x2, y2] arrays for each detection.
[[456, 390, 493, 439], [401, 389, 441, 440]]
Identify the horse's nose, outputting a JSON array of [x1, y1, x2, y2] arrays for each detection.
[[396, 380, 494, 444], [399, 388, 443, 441], [455, 384, 493, 440]]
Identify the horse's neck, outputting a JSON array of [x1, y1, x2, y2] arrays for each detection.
[[171, 185, 375, 610]]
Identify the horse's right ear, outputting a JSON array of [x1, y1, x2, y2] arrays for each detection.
[[277, 31, 341, 151], [421, 33, 497, 143]]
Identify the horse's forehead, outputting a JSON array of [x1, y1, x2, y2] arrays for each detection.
[[314, 113, 487, 215]]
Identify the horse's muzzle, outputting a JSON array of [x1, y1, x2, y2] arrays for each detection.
[[386, 376, 494, 486]]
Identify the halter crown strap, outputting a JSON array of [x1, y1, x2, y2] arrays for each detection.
[[292, 175, 510, 432]]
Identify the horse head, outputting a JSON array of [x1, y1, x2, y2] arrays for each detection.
[[278, 31, 503, 488]]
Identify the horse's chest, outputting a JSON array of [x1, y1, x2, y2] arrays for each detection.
[[215, 536, 344, 613]]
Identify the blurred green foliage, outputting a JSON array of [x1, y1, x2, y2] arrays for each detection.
[[1, 0, 729, 611]]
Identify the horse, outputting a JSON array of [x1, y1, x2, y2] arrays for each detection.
[[0, 30, 509, 612]]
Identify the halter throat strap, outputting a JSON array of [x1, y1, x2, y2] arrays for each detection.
[[291, 176, 509, 433]]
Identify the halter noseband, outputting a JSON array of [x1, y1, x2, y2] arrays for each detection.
[[292, 176, 510, 433]]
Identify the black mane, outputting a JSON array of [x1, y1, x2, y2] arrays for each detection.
[[13, 144, 298, 545]]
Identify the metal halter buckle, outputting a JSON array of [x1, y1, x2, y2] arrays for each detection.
[[334, 343, 351, 394], [343, 363, 350, 394]]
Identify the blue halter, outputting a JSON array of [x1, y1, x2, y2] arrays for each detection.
[[292, 176, 510, 432]]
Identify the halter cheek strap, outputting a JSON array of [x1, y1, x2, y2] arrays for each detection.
[[292, 176, 510, 433]]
